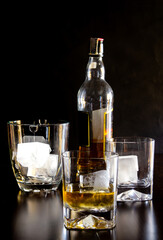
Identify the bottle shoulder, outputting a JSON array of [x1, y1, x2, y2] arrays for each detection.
[[77, 79, 113, 111], [77, 79, 113, 99]]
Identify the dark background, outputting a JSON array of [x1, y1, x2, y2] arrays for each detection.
[[2, 0, 163, 176]]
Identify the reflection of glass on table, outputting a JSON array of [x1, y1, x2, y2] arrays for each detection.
[[15, 191, 63, 239]]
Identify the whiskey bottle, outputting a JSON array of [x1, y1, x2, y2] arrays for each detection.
[[77, 38, 113, 155]]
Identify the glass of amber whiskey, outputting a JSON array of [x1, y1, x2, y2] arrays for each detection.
[[62, 150, 118, 230]]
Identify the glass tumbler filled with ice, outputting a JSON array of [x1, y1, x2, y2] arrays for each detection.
[[7, 120, 69, 192], [110, 137, 155, 201], [62, 150, 118, 230]]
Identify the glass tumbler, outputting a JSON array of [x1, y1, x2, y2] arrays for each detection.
[[7, 120, 69, 192], [62, 150, 118, 230], [111, 137, 155, 201]]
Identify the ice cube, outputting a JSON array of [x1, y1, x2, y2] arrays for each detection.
[[27, 167, 47, 177], [45, 154, 58, 176], [93, 170, 110, 189], [118, 155, 139, 184], [80, 172, 95, 188], [17, 142, 59, 179], [17, 142, 51, 168], [27, 154, 58, 177], [80, 170, 110, 190]]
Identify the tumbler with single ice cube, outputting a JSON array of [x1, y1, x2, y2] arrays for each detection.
[[7, 120, 69, 192], [62, 150, 118, 230], [110, 137, 155, 201]]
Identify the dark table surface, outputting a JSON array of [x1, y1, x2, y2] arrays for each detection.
[[2, 154, 163, 240]]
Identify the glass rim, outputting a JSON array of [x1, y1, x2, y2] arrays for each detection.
[[112, 137, 155, 143], [62, 150, 119, 159], [7, 120, 69, 126]]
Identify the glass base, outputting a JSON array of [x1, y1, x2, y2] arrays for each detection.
[[17, 180, 60, 192], [117, 189, 152, 202], [63, 206, 116, 230]]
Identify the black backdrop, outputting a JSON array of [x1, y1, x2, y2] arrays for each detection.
[[2, 0, 163, 178]]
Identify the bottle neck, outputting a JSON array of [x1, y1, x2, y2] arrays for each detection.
[[86, 56, 105, 81]]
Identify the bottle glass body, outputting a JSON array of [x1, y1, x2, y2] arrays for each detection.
[[77, 55, 113, 153]]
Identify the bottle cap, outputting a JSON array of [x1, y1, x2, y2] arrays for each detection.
[[89, 38, 104, 56]]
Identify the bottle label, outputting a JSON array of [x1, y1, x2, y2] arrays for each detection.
[[92, 108, 106, 141]]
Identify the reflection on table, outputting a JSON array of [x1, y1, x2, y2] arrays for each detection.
[[11, 189, 161, 240], [14, 191, 63, 240]]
